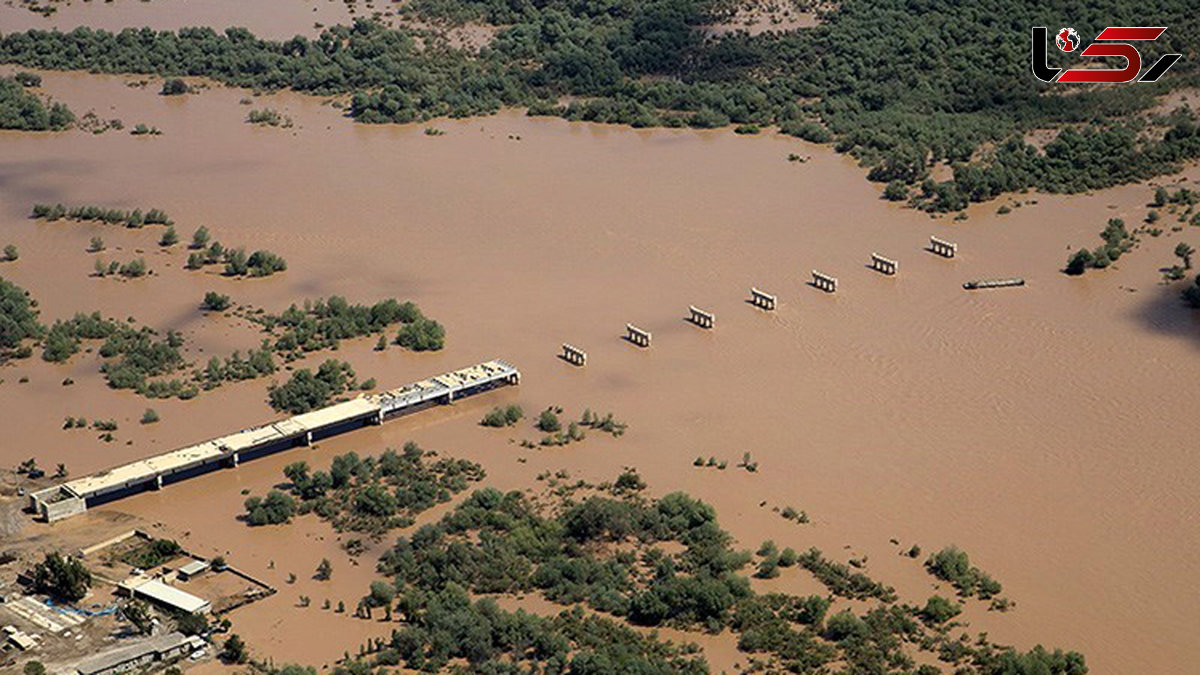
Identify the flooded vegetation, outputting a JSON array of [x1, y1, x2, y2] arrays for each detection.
[[1, 1, 1199, 674]]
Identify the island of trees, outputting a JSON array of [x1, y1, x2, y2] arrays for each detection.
[[0, 75, 73, 131]]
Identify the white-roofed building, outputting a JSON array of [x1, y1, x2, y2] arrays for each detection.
[[119, 577, 210, 614]]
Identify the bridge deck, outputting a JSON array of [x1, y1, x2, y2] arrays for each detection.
[[40, 361, 519, 515]]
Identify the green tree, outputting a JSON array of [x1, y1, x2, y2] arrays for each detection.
[[123, 599, 154, 635], [1065, 249, 1093, 276], [202, 291, 231, 311], [395, 317, 444, 351], [220, 634, 248, 664], [159, 225, 178, 247], [190, 225, 210, 249], [160, 78, 190, 96], [0, 278, 43, 353], [919, 595, 962, 624], [1153, 186, 1169, 207], [244, 490, 296, 526], [31, 552, 91, 602], [537, 409, 561, 433], [3, 244, 17, 261], [316, 558, 333, 581], [1175, 242, 1195, 269]]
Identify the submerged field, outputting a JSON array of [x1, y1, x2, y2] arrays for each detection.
[[0, 19, 1198, 674]]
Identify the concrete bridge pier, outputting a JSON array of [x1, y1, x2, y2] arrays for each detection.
[[928, 236, 958, 258], [750, 288, 776, 310], [688, 306, 715, 329], [870, 253, 898, 275], [811, 270, 838, 293], [562, 344, 587, 366], [625, 324, 651, 347]]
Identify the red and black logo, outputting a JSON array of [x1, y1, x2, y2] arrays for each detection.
[[1032, 26, 1181, 83]]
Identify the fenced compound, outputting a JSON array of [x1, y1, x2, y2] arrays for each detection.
[[561, 343, 587, 366], [625, 324, 651, 347], [688, 306, 715, 329], [749, 287, 776, 310], [870, 253, 898, 275], [811, 270, 838, 293], [929, 236, 957, 258]]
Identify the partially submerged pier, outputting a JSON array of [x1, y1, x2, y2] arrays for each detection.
[[963, 278, 1025, 290], [30, 360, 520, 522]]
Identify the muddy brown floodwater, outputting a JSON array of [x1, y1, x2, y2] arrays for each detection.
[[0, 68, 1198, 673], [0, 0, 368, 39]]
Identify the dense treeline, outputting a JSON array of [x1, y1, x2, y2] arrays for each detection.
[[0, 76, 73, 130], [33, 203, 172, 227], [2, 1, 1197, 204]]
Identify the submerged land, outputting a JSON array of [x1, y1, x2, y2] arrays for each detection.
[[0, 1, 1199, 674]]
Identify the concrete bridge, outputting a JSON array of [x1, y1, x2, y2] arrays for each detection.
[[29, 360, 520, 522]]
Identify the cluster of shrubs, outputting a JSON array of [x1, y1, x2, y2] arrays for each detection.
[[364, 475, 1085, 674], [39, 312, 194, 398], [202, 291, 231, 311], [183, 227, 287, 277], [394, 316, 445, 351], [796, 547, 896, 601], [0, 278, 42, 360], [480, 404, 523, 427], [247, 108, 292, 127], [754, 540, 799, 579], [1152, 185, 1199, 209], [92, 257, 148, 278], [1065, 218, 1134, 275], [0, 76, 73, 130], [119, 537, 183, 568], [1183, 274, 1200, 308], [32, 203, 171, 228], [693, 456, 729, 470], [224, 248, 287, 277], [160, 78, 190, 95], [925, 546, 1003, 599], [579, 408, 627, 437], [253, 296, 441, 358], [273, 442, 485, 538], [243, 490, 296, 526], [197, 347, 276, 389], [267, 359, 357, 413]]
